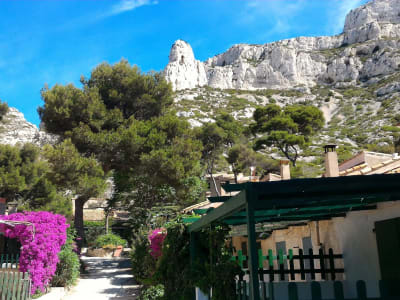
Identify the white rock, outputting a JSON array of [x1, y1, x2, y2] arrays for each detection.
[[164, 0, 400, 91], [163, 40, 207, 90], [0, 107, 57, 146]]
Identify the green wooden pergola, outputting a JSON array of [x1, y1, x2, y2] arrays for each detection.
[[188, 173, 400, 300]]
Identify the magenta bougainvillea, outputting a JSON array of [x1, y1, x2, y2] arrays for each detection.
[[0, 211, 68, 294], [148, 228, 166, 259]]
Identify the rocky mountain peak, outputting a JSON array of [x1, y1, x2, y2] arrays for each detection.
[[168, 39, 195, 63], [0, 107, 57, 146], [163, 40, 207, 90], [164, 0, 400, 91], [344, 0, 400, 32]]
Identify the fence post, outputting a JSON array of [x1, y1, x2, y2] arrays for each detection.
[[328, 248, 336, 281], [299, 249, 305, 280], [309, 249, 316, 280], [288, 282, 299, 300], [268, 249, 274, 282], [245, 188, 260, 300], [311, 281, 322, 300], [333, 281, 344, 300], [356, 280, 367, 300], [319, 248, 326, 280]]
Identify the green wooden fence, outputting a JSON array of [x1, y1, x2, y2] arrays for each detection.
[[232, 248, 344, 282], [0, 271, 30, 300], [236, 280, 400, 300], [0, 255, 19, 270]]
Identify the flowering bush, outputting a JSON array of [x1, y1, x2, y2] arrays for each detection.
[[148, 228, 166, 259], [0, 211, 69, 294]]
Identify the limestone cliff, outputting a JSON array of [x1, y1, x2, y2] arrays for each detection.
[[164, 0, 400, 91], [0, 107, 57, 146]]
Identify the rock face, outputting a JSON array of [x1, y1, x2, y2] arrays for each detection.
[[164, 0, 400, 91], [163, 40, 207, 90], [0, 107, 57, 146]]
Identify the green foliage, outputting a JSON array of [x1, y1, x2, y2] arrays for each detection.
[[94, 233, 127, 248], [153, 222, 241, 300], [0, 99, 9, 121], [227, 144, 279, 181], [0, 143, 72, 217], [51, 228, 80, 287], [139, 285, 165, 300], [130, 228, 156, 282], [44, 139, 107, 241], [251, 104, 324, 165], [40, 62, 203, 211]]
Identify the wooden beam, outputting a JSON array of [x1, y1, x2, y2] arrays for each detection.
[[246, 189, 260, 300], [188, 191, 246, 232]]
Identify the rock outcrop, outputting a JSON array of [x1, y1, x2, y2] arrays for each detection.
[[163, 40, 207, 90], [164, 0, 400, 91], [0, 107, 57, 146]]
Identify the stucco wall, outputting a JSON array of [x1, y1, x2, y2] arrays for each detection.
[[231, 201, 400, 296]]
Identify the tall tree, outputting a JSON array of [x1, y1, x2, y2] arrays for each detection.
[[197, 123, 226, 195], [251, 104, 324, 166], [38, 60, 203, 220], [227, 144, 279, 182], [43, 139, 106, 243]]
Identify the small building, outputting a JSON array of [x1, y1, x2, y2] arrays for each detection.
[[187, 147, 400, 300]]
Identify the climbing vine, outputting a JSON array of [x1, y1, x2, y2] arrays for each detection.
[[0, 211, 68, 294]]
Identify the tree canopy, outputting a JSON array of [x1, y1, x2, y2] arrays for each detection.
[[38, 60, 204, 226], [43, 139, 107, 241], [0, 143, 72, 216], [251, 104, 324, 165]]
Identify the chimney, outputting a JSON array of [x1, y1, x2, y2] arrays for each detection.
[[324, 145, 339, 177], [280, 160, 291, 180]]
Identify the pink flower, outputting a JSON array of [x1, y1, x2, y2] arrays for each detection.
[[148, 228, 166, 259], [0, 211, 68, 294]]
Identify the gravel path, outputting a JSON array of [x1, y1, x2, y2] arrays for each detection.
[[63, 257, 140, 300]]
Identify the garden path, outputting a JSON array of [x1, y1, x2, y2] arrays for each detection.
[[62, 257, 140, 300]]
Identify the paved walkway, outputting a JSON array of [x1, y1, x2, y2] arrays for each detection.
[[63, 257, 140, 300]]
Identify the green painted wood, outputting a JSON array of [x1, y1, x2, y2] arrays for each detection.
[[258, 249, 264, 269], [189, 190, 246, 232], [0, 271, 30, 300], [208, 196, 232, 203], [375, 218, 400, 283], [268, 250, 273, 267], [333, 281, 344, 300], [0, 272, 4, 296], [319, 248, 326, 280], [309, 249, 316, 280], [237, 250, 247, 269], [311, 281, 322, 300], [15, 273, 22, 300], [12, 272, 18, 300], [246, 196, 260, 300], [288, 282, 299, 300], [356, 280, 367, 300], [20, 273, 28, 300]]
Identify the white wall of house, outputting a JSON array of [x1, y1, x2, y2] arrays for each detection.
[[332, 201, 400, 296], [232, 200, 400, 297]]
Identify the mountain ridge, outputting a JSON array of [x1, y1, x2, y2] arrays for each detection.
[[164, 0, 400, 91]]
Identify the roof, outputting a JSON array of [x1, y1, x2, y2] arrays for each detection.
[[340, 154, 400, 176], [187, 173, 400, 232]]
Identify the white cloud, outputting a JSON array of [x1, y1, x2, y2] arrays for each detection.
[[328, 0, 366, 34], [109, 0, 158, 17]]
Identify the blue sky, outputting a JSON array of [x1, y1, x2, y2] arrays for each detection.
[[0, 0, 368, 126]]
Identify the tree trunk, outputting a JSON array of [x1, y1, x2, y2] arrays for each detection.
[[74, 197, 86, 250]]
